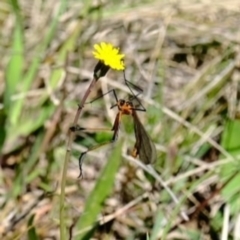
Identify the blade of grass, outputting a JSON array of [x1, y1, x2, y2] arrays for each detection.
[[4, 105, 55, 154], [5, 0, 24, 125], [0, 109, 7, 152], [27, 214, 39, 240], [9, 0, 67, 125], [74, 140, 123, 240], [220, 119, 240, 213], [47, 22, 81, 91], [221, 119, 240, 155], [150, 210, 165, 240]]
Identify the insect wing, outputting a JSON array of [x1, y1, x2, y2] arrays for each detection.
[[133, 112, 157, 164]]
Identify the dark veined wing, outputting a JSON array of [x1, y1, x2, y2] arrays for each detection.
[[132, 111, 157, 164]]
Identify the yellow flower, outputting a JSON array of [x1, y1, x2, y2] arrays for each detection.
[[93, 42, 125, 70]]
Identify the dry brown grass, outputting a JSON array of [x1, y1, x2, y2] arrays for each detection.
[[1, 0, 240, 239]]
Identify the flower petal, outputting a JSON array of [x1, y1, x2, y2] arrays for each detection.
[[92, 42, 125, 70]]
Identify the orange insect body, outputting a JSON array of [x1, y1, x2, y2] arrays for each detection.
[[72, 86, 157, 176], [113, 99, 157, 164]]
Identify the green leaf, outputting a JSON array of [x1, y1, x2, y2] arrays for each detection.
[[5, 0, 24, 124], [0, 109, 7, 152], [9, 0, 67, 126], [221, 119, 240, 155], [27, 214, 39, 240], [150, 210, 165, 240], [220, 119, 240, 214], [48, 22, 81, 90], [4, 105, 55, 154]]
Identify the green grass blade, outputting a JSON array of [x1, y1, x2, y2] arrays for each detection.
[[27, 214, 39, 240], [75, 140, 123, 239], [150, 210, 165, 240], [5, 0, 24, 124], [220, 119, 240, 213], [5, 105, 55, 153], [221, 119, 240, 155], [47, 22, 81, 91], [0, 109, 7, 152], [9, 0, 67, 125]]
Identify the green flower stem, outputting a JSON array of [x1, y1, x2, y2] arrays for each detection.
[[60, 76, 99, 240]]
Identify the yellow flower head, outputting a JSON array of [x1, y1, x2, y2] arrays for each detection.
[[93, 42, 125, 70]]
